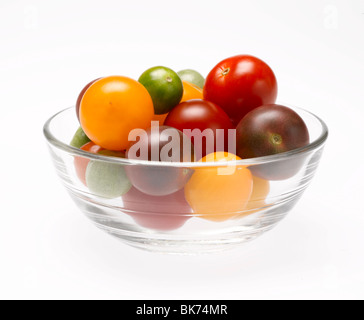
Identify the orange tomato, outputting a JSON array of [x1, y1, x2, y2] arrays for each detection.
[[184, 152, 253, 222], [80, 76, 154, 151], [152, 113, 168, 126], [181, 80, 203, 102]]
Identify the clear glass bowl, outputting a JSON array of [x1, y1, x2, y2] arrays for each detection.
[[43, 106, 328, 254]]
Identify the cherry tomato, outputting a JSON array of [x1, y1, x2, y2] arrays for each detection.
[[236, 104, 309, 180], [138, 66, 183, 115], [204, 55, 278, 126], [122, 188, 192, 231], [164, 99, 234, 160], [126, 126, 194, 196], [75, 78, 101, 121], [152, 113, 169, 126], [151, 81, 203, 126], [86, 157, 132, 199], [184, 152, 253, 222], [178, 70, 205, 89], [181, 81, 203, 102], [70, 126, 91, 149], [74, 142, 103, 185], [80, 76, 154, 151]]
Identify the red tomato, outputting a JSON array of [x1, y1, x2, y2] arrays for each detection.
[[204, 55, 278, 126], [122, 188, 192, 231], [164, 99, 234, 160], [74, 142, 103, 185]]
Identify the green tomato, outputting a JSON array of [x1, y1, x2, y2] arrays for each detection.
[[139, 66, 183, 115], [70, 126, 91, 148], [86, 160, 132, 199], [177, 69, 205, 89]]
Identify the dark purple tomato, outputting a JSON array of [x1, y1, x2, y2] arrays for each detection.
[[125, 126, 194, 196], [164, 99, 234, 160], [204, 55, 278, 126], [75, 78, 102, 121], [122, 188, 192, 231], [248, 153, 309, 181], [236, 104, 310, 180]]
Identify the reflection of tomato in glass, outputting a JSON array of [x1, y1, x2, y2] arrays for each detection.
[[122, 188, 192, 231], [74, 142, 103, 185]]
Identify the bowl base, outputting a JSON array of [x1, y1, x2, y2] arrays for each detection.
[[69, 191, 300, 255], [93, 222, 272, 255]]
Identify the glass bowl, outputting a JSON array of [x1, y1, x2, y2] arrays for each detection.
[[43, 106, 328, 254]]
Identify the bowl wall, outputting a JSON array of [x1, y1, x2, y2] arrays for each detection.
[[44, 107, 327, 254]]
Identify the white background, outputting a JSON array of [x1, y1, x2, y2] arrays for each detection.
[[0, 0, 363, 300]]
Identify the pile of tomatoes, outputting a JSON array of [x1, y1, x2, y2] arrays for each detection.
[[71, 54, 310, 231]]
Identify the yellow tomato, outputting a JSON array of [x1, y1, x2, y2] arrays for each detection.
[[185, 152, 253, 222], [80, 76, 154, 151]]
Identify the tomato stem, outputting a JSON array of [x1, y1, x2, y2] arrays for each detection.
[[271, 133, 283, 145], [222, 68, 230, 76]]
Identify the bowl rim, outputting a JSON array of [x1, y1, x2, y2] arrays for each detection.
[[43, 105, 329, 168]]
